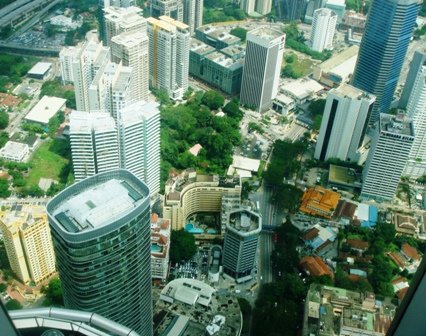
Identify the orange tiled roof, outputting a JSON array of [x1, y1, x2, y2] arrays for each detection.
[[299, 186, 340, 218], [401, 243, 421, 261], [346, 239, 369, 251], [299, 256, 334, 278], [388, 252, 405, 269]]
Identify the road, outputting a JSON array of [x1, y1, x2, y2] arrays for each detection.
[[250, 183, 286, 285]]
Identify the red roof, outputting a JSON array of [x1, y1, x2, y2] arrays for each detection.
[[299, 256, 334, 278], [346, 239, 369, 251], [401, 243, 420, 261]]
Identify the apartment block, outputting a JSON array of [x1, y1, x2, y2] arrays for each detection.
[[0, 204, 56, 284]]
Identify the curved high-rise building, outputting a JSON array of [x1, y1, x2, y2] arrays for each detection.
[[46, 170, 152, 336], [351, 0, 420, 124]]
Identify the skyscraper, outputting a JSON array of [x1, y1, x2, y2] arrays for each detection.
[[255, 0, 272, 15], [240, 0, 255, 14], [111, 31, 149, 103], [351, 0, 420, 123], [150, 0, 184, 21], [47, 170, 152, 335], [275, 0, 306, 21], [69, 111, 119, 181], [310, 8, 337, 52], [103, 6, 146, 46], [69, 102, 161, 193], [315, 84, 375, 162], [0, 204, 56, 284], [59, 46, 79, 84], [98, 0, 135, 45], [399, 50, 426, 109], [88, 61, 133, 119], [147, 16, 190, 100], [404, 58, 426, 179], [183, 0, 203, 35], [68, 39, 110, 112], [361, 114, 414, 201], [240, 27, 285, 112], [222, 208, 261, 283], [119, 101, 161, 195]]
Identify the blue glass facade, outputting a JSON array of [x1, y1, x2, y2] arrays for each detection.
[[47, 170, 152, 336], [351, 0, 420, 123]]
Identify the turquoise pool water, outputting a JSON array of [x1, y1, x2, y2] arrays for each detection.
[[185, 223, 204, 234], [151, 243, 163, 252]]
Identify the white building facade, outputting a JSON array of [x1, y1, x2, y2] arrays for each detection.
[[404, 63, 426, 179], [103, 6, 146, 46], [315, 84, 375, 162], [147, 16, 190, 100], [361, 114, 414, 201], [111, 31, 150, 102], [310, 8, 337, 52], [240, 27, 285, 112]]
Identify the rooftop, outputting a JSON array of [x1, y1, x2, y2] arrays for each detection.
[[160, 278, 215, 307], [248, 26, 284, 41], [70, 111, 116, 133], [380, 113, 414, 137], [51, 178, 146, 233], [190, 38, 215, 55], [300, 186, 340, 218], [27, 62, 52, 76], [227, 208, 261, 234], [280, 78, 324, 100], [159, 15, 189, 31], [25, 95, 66, 125], [147, 16, 176, 33], [111, 31, 148, 48]]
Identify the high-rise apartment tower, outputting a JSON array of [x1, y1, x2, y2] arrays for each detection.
[[0, 204, 56, 284], [310, 8, 337, 52], [147, 16, 190, 100]]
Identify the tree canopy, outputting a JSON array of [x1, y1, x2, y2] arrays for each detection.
[[201, 90, 225, 110], [5, 299, 22, 310], [170, 229, 197, 264], [0, 111, 9, 129], [43, 278, 64, 306]]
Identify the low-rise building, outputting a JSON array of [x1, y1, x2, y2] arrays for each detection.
[[300, 186, 340, 219], [154, 278, 241, 336], [0, 141, 30, 162], [387, 243, 421, 274], [391, 276, 409, 300], [392, 212, 419, 236], [151, 214, 171, 282], [313, 45, 359, 88], [195, 25, 241, 50], [163, 169, 241, 232], [303, 284, 396, 336], [279, 78, 324, 104], [27, 62, 52, 80], [189, 38, 244, 95], [302, 224, 337, 256], [353, 203, 378, 228], [299, 256, 334, 279], [272, 93, 295, 115], [25, 95, 66, 126]]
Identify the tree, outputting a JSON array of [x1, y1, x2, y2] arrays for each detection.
[[5, 299, 22, 310], [223, 100, 243, 120], [0, 178, 10, 198], [170, 229, 197, 264], [0, 110, 8, 129], [43, 278, 64, 306], [201, 90, 225, 110], [230, 27, 248, 41], [0, 283, 6, 292], [308, 99, 326, 117]]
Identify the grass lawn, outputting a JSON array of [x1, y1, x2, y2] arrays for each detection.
[[26, 139, 70, 187], [282, 51, 317, 78]]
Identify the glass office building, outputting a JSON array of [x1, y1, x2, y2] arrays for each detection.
[[351, 0, 420, 123], [47, 169, 152, 336]]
